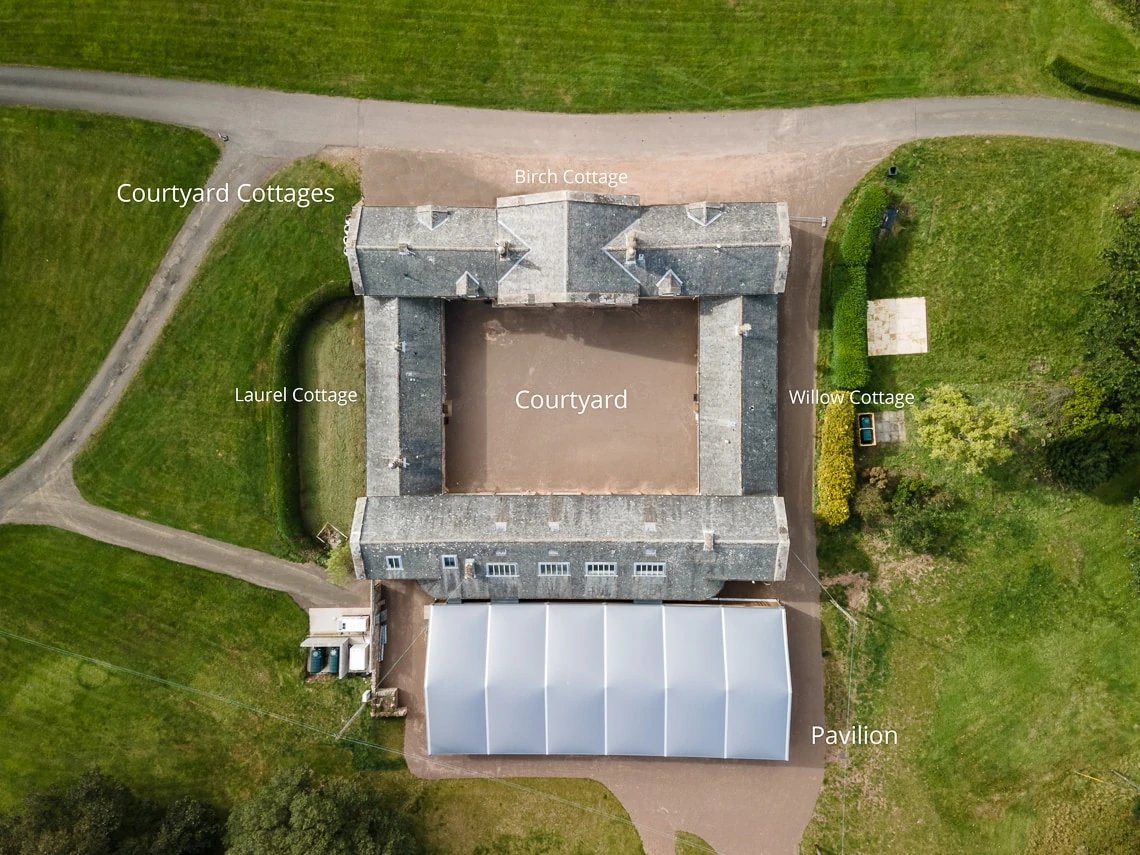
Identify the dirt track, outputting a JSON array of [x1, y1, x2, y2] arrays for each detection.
[[444, 300, 699, 494]]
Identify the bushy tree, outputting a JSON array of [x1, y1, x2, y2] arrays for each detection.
[[1084, 212, 1140, 423], [225, 767, 417, 855], [325, 544, 355, 585], [0, 769, 222, 855], [889, 475, 959, 555], [915, 384, 1017, 475], [153, 799, 226, 855], [1044, 377, 1133, 490]]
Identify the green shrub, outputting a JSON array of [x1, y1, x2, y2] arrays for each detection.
[[889, 475, 959, 555], [1048, 56, 1140, 108], [325, 543, 356, 586], [817, 396, 856, 526], [829, 184, 889, 389], [1045, 377, 1133, 490], [1083, 211, 1140, 424], [853, 483, 888, 524], [915, 384, 1017, 475]]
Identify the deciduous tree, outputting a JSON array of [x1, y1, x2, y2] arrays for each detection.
[[915, 384, 1016, 475], [225, 767, 417, 855]]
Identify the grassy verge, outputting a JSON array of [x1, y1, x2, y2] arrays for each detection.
[[1049, 54, 1140, 105], [0, 525, 645, 853], [298, 299, 366, 540], [675, 831, 715, 853], [802, 138, 1140, 852], [1, 1, 1140, 111], [0, 107, 217, 478], [75, 158, 358, 559]]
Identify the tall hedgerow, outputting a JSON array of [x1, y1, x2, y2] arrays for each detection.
[[831, 184, 889, 389], [817, 396, 856, 526]]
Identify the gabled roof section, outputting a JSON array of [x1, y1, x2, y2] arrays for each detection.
[[351, 194, 790, 300], [685, 201, 725, 226], [495, 191, 641, 305], [606, 202, 791, 295], [416, 205, 451, 230], [355, 206, 498, 298]]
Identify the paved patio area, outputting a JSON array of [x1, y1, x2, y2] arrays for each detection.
[[875, 410, 908, 444], [867, 296, 929, 356]]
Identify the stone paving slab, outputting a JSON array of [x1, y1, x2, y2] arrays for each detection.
[[867, 296, 928, 356]]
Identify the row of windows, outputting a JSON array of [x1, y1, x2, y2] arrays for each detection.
[[385, 556, 666, 578]]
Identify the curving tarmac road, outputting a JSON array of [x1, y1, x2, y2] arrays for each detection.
[[3, 65, 1140, 853], [7, 66, 1140, 163]]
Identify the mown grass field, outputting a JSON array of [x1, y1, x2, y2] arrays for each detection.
[[1, 0, 1140, 111], [0, 107, 217, 478], [0, 525, 645, 854], [674, 831, 715, 853], [298, 299, 366, 540], [803, 139, 1140, 853], [74, 158, 358, 558]]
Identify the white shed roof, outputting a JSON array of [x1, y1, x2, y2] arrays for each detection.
[[424, 602, 791, 760]]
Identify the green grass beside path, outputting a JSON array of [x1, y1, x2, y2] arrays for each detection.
[[298, 299, 366, 540], [2, 0, 1140, 111], [0, 107, 217, 478], [0, 525, 645, 854], [75, 158, 358, 559], [804, 138, 1140, 853]]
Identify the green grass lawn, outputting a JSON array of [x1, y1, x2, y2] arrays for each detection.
[[0, 525, 645, 854], [74, 158, 358, 559], [298, 299, 365, 540], [803, 139, 1140, 853], [1, 0, 1140, 111], [0, 107, 217, 478], [675, 831, 715, 853]]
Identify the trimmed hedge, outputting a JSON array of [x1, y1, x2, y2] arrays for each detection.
[[267, 281, 353, 558], [830, 184, 889, 389], [1048, 56, 1140, 108], [817, 396, 856, 526]]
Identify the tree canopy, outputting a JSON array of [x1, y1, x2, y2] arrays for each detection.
[[225, 767, 417, 855], [0, 769, 222, 855], [915, 384, 1017, 475], [1085, 211, 1140, 423]]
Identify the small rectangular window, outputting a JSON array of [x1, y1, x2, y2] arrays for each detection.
[[585, 562, 617, 577], [386, 555, 402, 571], [538, 562, 570, 577], [485, 563, 518, 577], [634, 562, 666, 577], [441, 555, 458, 570]]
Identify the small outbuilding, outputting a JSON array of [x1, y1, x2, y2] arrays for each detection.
[[301, 606, 373, 679]]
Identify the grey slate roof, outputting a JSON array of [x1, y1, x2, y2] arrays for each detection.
[[363, 297, 443, 496], [347, 191, 789, 602], [346, 192, 790, 304], [697, 296, 779, 497], [352, 494, 789, 600]]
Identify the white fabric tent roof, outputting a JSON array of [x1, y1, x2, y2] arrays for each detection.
[[424, 602, 791, 760]]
